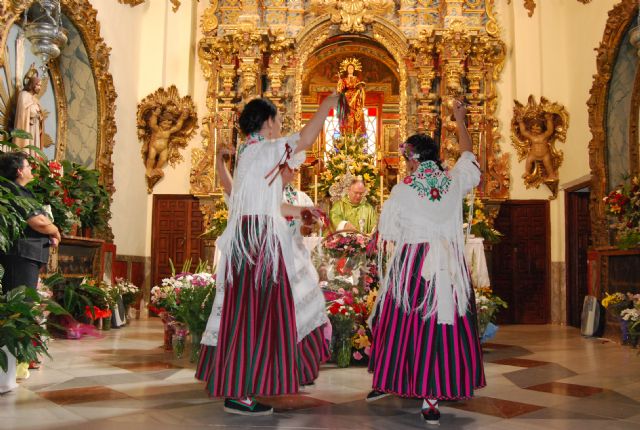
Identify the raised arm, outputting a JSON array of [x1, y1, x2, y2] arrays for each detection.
[[542, 113, 555, 139], [297, 92, 339, 154], [215, 146, 235, 196], [453, 100, 472, 153]]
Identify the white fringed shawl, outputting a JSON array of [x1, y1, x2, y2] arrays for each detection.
[[216, 133, 304, 289], [373, 151, 481, 325]]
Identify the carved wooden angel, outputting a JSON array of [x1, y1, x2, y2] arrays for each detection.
[[137, 85, 198, 193], [511, 95, 569, 197]]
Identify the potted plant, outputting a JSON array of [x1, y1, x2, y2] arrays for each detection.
[[0, 267, 67, 392]]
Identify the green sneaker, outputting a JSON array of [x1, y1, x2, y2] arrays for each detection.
[[223, 398, 274, 416]]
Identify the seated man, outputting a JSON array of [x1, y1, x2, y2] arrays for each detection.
[[329, 177, 377, 234]]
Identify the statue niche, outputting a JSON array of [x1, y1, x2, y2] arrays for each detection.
[[137, 85, 198, 193], [336, 57, 366, 136]]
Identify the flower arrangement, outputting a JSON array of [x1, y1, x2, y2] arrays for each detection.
[[150, 259, 216, 360], [603, 176, 640, 248], [116, 278, 140, 310], [318, 134, 379, 205], [323, 232, 368, 258], [202, 198, 228, 238], [463, 197, 503, 244], [52, 277, 107, 321], [474, 286, 508, 340], [601, 292, 632, 317]]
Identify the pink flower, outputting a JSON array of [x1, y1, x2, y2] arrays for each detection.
[[403, 176, 412, 184], [337, 288, 345, 295], [364, 346, 371, 356], [353, 351, 363, 360]]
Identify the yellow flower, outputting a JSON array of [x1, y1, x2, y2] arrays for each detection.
[[353, 332, 371, 349]]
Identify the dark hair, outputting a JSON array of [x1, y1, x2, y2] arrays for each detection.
[[238, 98, 277, 136], [0, 151, 28, 181], [404, 133, 444, 170]]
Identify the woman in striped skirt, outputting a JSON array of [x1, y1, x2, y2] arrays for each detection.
[[367, 100, 485, 425], [195, 95, 337, 416]]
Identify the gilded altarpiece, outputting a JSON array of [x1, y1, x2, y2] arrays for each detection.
[[191, 0, 510, 229]]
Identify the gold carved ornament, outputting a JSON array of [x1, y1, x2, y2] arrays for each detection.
[[117, 0, 183, 12], [137, 85, 198, 193], [309, 0, 394, 33], [2, 0, 119, 240], [511, 95, 569, 199], [588, 0, 638, 246], [507, 0, 593, 17]]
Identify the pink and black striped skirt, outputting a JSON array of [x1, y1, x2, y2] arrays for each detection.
[[195, 217, 327, 398], [369, 242, 486, 400]]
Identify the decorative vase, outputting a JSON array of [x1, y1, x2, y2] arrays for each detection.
[[101, 316, 111, 331], [172, 333, 186, 359], [335, 336, 352, 368], [159, 312, 175, 351], [619, 317, 630, 345], [190, 332, 202, 363]]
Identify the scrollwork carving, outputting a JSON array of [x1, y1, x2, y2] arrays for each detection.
[[309, 0, 394, 33]]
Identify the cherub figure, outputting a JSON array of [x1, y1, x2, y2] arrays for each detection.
[[145, 107, 188, 178], [137, 85, 198, 193], [511, 96, 569, 197], [519, 112, 557, 180]]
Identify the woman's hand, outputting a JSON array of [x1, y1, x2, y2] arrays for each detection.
[[217, 145, 235, 161], [453, 99, 467, 122], [301, 207, 328, 228]]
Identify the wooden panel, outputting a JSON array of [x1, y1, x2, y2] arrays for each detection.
[[151, 195, 205, 288], [566, 190, 591, 327], [491, 200, 551, 324]]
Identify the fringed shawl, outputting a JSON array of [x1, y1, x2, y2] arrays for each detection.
[[216, 133, 304, 288], [373, 151, 481, 325]]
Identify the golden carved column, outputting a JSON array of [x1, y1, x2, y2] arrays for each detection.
[[410, 30, 439, 135], [265, 29, 294, 115], [232, 21, 266, 102], [191, 32, 238, 197], [437, 21, 471, 166]]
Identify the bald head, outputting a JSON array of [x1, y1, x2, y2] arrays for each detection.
[[348, 180, 366, 205]]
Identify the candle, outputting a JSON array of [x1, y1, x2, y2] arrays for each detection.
[[379, 175, 384, 203], [314, 174, 318, 205]]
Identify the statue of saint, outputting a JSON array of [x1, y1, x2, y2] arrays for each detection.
[[337, 57, 366, 136], [14, 65, 44, 152]]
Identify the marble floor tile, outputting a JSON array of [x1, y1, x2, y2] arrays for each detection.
[[3, 322, 640, 429], [525, 382, 605, 397]]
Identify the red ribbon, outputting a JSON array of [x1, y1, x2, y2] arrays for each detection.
[[264, 143, 293, 186]]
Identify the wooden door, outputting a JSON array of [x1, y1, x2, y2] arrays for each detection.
[[151, 195, 205, 289], [565, 188, 591, 327], [491, 200, 550, 324]]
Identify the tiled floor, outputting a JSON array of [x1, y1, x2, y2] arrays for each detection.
[[2, 320, 640, 429]]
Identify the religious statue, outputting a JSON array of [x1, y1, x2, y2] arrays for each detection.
[[511, 95, 569, 198], [137, 85, 198, 193], [329, 175, 377, 234], [337, 57, 366, 136], [14, 65, 44, 152]]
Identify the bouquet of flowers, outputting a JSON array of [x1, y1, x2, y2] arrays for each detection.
[[474, 287, 508, 341], [601, 292, 632, 317], [323, 233, 368, 258], [463, 196, 503, 243], [202, 198, 228, 238], [171, 271, 216, 338], [603, 176, 640, 248], [116, 278, 140, 310], [150, 283, 178, 316]]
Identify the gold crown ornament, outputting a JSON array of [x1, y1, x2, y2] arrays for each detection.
[[339, 57, 362, 74]]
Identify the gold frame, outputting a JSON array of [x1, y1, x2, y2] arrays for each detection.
[[587, 0, 638, 246], [1, 1, 119, 200]]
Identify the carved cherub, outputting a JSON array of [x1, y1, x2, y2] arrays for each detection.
[[511, 96, 569, 196], [137, 86, 198, 193], [145, 107, 188, 178]]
